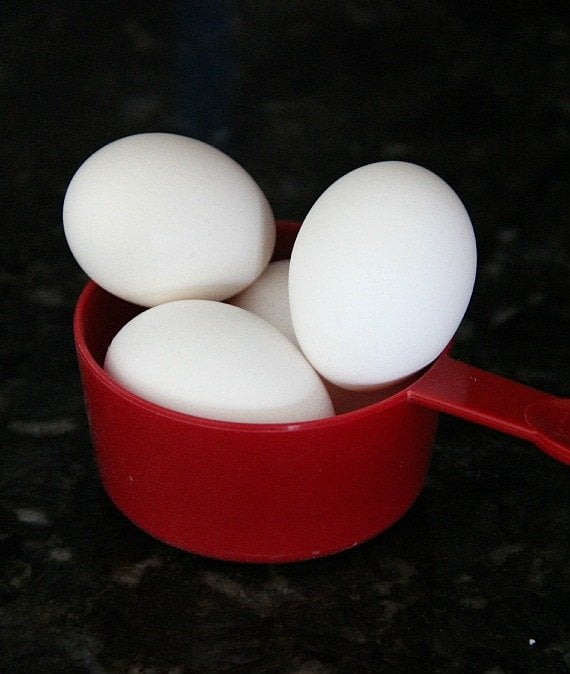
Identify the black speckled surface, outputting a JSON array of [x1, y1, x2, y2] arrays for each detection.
[[1, 2, 569, 672]]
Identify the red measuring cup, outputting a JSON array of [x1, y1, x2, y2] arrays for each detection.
[[73, 221, 569, 563]]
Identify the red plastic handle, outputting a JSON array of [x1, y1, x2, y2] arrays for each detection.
[[408, 354, 570, 464]]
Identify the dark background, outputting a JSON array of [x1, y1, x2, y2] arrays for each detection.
[[1, 1, 569, 672]]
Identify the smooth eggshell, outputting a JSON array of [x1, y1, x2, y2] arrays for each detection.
[[104, 300, 334, 424], [229, 259, 412, 413], [63, 133, 275, 306], [229, 260, 298, 347], [289, 161, 477, 389]]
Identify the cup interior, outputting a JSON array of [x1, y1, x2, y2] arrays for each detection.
[[75, 219, 425, 431]]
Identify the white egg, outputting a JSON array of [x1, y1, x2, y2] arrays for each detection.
[[230, 259, 411, 413], [289, 161, 477, 390], [229, 260, 298, 347], [104, 300, 334, 424], [63, 133, 275, 306]]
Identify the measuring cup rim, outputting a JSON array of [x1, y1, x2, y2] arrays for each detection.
[[74, 280, 451, 433]]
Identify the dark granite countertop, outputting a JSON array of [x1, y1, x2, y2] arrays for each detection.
[[1, 2, 569, 672]]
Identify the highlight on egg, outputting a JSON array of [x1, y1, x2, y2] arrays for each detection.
[[289, 161, 477, 390], [63, 132, 276, 307]]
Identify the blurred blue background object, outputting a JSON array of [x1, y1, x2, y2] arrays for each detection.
[[171, 0, 235, 148]]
